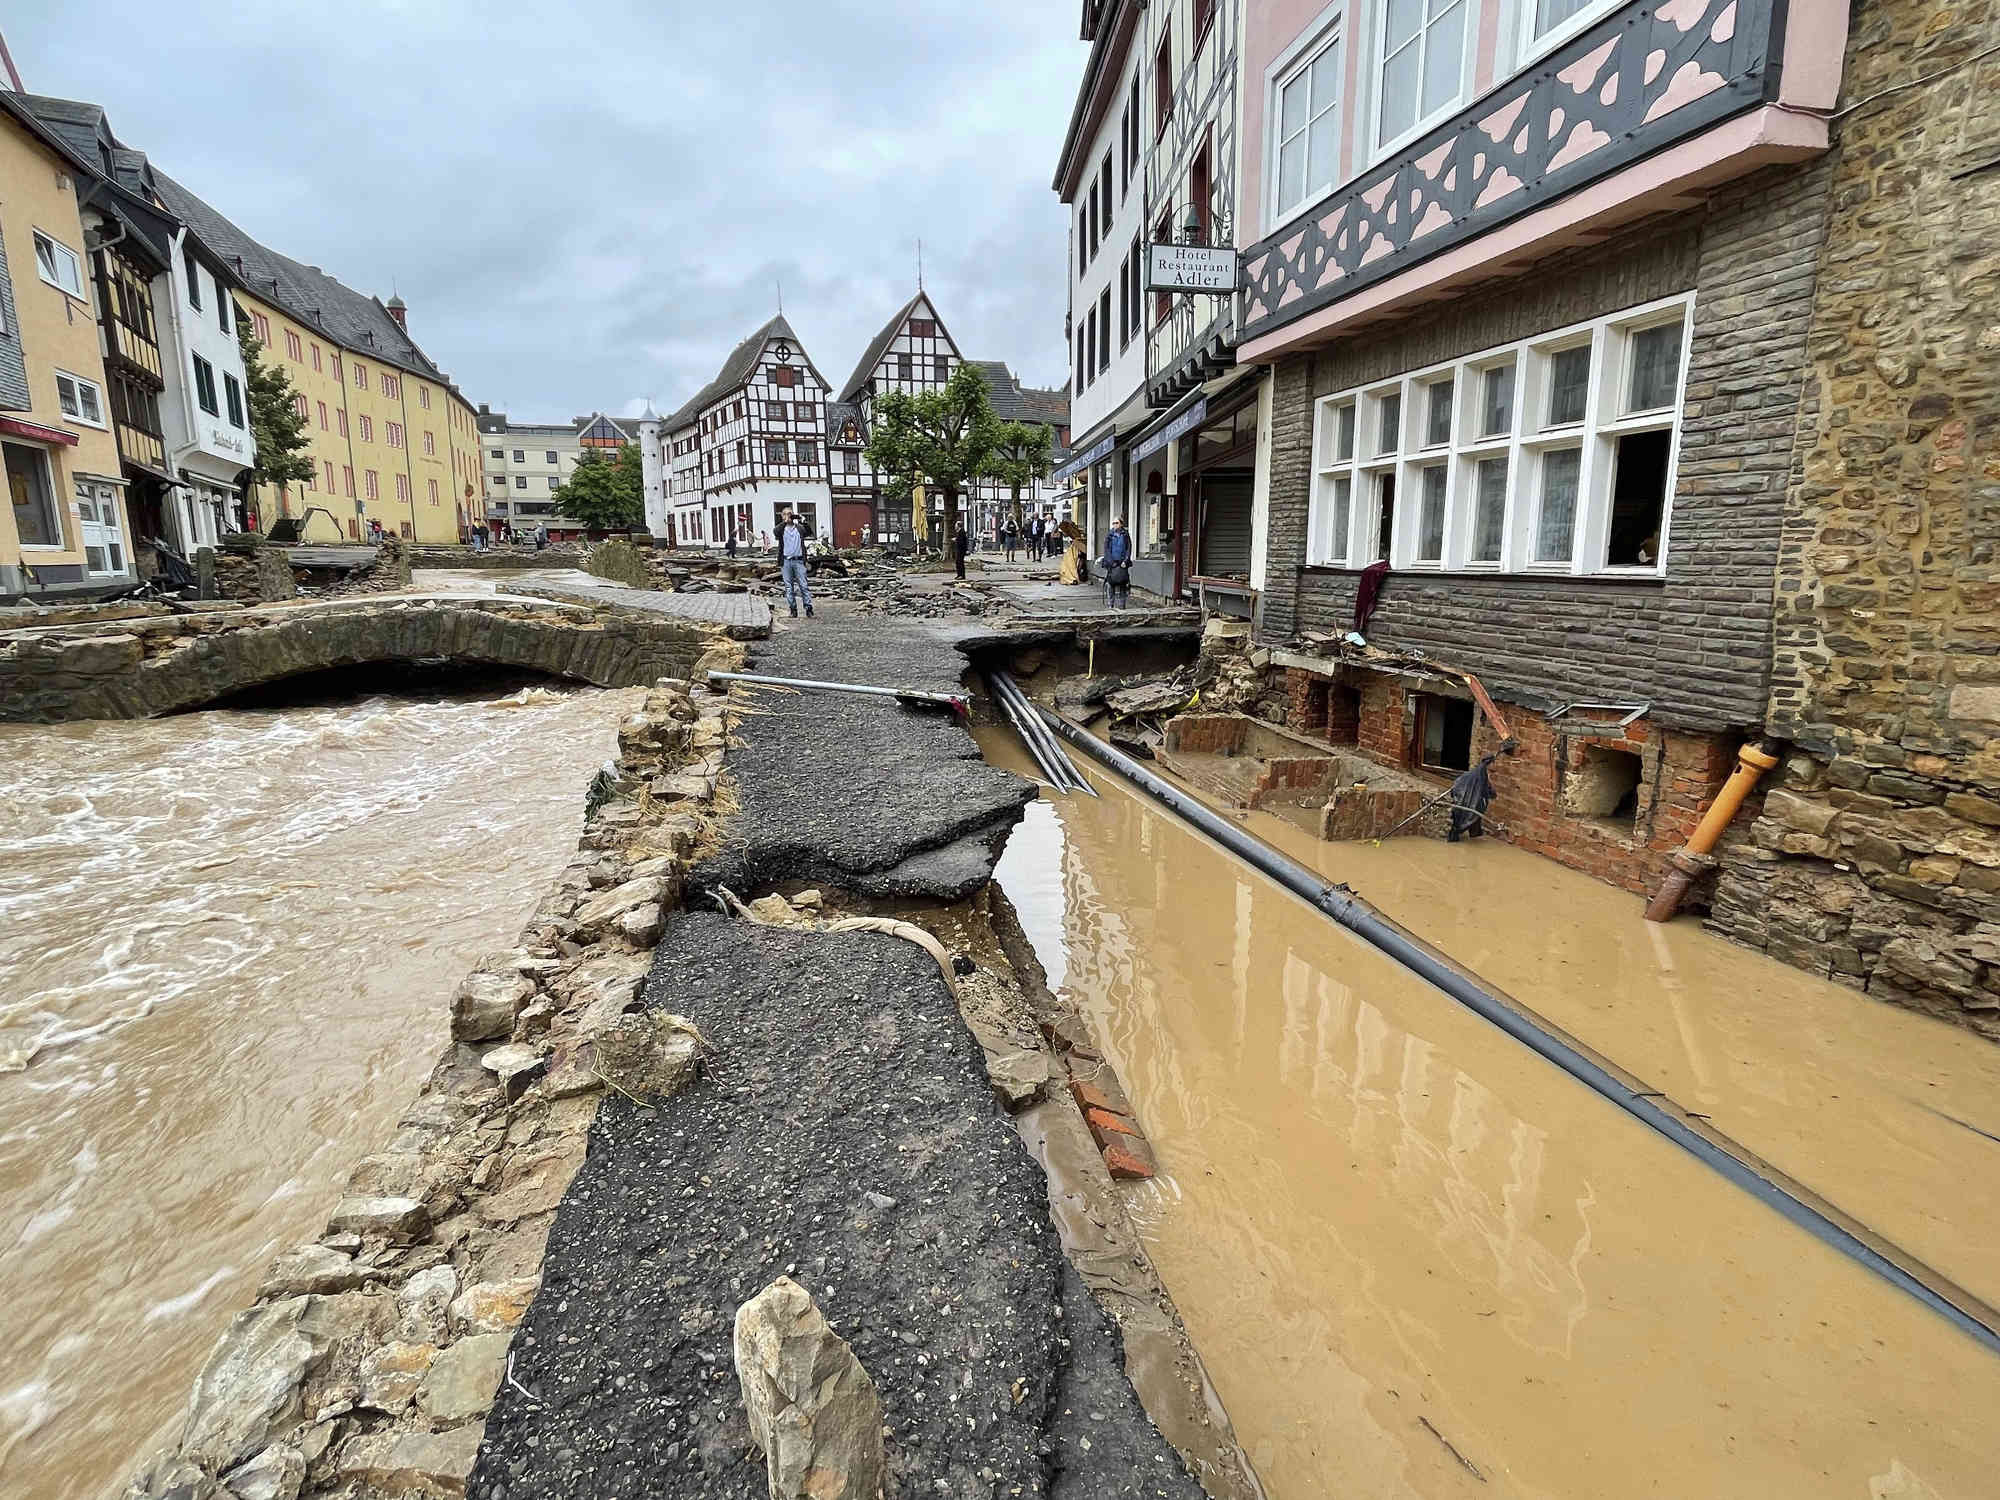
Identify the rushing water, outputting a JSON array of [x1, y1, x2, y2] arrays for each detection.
[[985, 732, 2000, 1500], [0, 675, 638, 1500]]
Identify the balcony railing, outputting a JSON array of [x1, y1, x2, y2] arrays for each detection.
[[1240, 0, 1786, 343]]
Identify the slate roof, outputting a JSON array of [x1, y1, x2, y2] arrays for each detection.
[[660, 313, 824, 432], [966, 361, 1070, 431], [6, 95, 177, 269], [836, 292, 927, 404], [152, 170, 452, 384], [826, 400, 866, 446]]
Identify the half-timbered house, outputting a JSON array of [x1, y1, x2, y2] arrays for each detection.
[[656, 314, 832, 550], [828, 292, 964, 547]]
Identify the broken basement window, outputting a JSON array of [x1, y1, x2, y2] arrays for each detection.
[[1569, 744, 1643, 829], [1417, 694, 1474, 773]]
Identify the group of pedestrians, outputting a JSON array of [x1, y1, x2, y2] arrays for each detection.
[[998, 513, 1063, 562]]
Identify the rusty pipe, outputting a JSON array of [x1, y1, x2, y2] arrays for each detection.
[[1643, 737, 1782, 923]]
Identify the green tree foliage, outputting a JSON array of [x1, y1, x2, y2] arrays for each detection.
[[984, 420, 1055, 528], [865, 363, 1003, 544], [553, 442, 645, 532], [237, 315, 316, 494]]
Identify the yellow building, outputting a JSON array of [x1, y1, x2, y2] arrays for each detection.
[[157, 176, 484, 544], [0, 97, 138, 597]]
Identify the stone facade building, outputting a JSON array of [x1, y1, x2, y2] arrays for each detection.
[[1200, 0, 2000, 1036]]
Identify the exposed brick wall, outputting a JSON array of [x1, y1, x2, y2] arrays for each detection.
[[1710, 0, 2000, 1039], [1257, 163, 1835, 735]]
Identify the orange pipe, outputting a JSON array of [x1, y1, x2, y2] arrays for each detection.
[[1643, 739, 1781, 923]]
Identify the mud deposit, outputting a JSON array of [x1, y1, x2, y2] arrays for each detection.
[[0, 679, 635, 1500], [983, 730, 2000, 1499]]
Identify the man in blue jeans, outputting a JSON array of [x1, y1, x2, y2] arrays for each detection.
[[779, 509, 813, 619], [1101, 515, 1132, 610]]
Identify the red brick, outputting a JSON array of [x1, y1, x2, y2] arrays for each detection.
[[1070, 1079, 1115, 1113], [1085, 1106, 1139, 1146], [1103, 1141, 1156, 1180]]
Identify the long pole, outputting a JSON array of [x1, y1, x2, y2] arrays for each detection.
[[706, 670, 968, 718], [1032, 700, 2000, 1358]]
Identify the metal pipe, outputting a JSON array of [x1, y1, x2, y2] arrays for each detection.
[[990, 674, 1078, 793], [707, 670, 969, 719], [985, 672, 1072, 793], [993, 672, 1095, 796], [1032, 702, 2000, 1358]]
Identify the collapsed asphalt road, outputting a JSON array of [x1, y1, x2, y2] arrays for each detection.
[[471, 608, 1208, 1498]]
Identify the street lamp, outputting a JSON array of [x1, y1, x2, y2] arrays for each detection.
[[1181, 201, 1204, 246]]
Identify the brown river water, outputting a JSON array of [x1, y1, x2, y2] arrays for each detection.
[[0, 676, 637, 1500], [983, 732, 2000, 1500]]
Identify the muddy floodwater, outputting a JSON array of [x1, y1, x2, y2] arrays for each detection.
[[0, 675, 637, 1500], [983, 730, 2000, 1499]]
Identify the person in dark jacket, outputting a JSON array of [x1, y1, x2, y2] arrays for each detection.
[[951, 521, 970, 580], [1100, 516, 1132, 609]]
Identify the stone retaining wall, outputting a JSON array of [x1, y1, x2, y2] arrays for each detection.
[[122, 637, 747, 1500], [0, 597, 714, 722]]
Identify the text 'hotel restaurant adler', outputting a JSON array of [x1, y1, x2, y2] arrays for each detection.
[[1057, 0, 2000, 1033]]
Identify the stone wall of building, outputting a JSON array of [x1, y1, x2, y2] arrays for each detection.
[[1710, 2, 2000, 1038], [1257, 159, 1835, 734], [208, 539, 299, 603]]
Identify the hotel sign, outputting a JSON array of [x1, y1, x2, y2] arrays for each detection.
[[1146, 243, 1239, 293]]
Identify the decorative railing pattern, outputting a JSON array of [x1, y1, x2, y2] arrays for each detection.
[[1240, 0, 1785, 342]]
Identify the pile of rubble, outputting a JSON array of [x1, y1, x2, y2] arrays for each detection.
[[121, 640, 746, 1500]]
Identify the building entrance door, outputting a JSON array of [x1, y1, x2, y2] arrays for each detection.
[[1196, 470, 1254, 580], [833, 501, 872, 549], [75, 481, 128, 576]]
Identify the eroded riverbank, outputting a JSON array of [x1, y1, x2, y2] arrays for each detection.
[[984, 730, 2000, 1498], [0, 678, 638, 1500]]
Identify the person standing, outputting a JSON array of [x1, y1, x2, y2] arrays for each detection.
[[726, 527, 739, 560], [1003, 516, 1018, 561], [779, 509, 813, 619], [952, 520, 970, 580], [1100, 515, 1132, 610]]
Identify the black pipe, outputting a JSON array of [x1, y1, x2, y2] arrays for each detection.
[[992, 673, 1092, 796], [985, 673, 1072, 793], [1034, 702, 2000, 1359]]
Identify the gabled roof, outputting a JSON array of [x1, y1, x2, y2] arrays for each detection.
[[576, 413, 633, 444], [966, 360, 1070, 430], [5, 94, 176, 270], [661, 313, 826, 432], [153, 169, 453, 385], [837, 292, 929, 405], [826, 399, 866, 446]]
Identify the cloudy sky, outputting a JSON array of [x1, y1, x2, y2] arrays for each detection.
[[8, 2, 1082, 419]]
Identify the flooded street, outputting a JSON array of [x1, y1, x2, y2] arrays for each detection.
[[985, 732, 2000, 1499], [0, 675, 637, 1500]]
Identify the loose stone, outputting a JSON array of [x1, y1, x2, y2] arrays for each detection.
[[734, 1276, 887, 1500], [418, 1332, 512, 1424]]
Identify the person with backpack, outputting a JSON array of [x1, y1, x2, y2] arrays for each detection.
[[1100, 515, 1132, 610]]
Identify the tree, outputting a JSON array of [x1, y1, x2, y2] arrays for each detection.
[[865, 363, 1003, 547], [985, 420, 1054, 530], [238, 316, 316, 498], [553, 442, 644, 533]]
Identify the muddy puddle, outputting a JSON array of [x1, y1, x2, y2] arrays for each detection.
[[981, 728, 2000, 1499], [0, 674, 637, 1500]]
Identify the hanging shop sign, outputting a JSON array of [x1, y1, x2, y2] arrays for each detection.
[[1146, 243, 1239, 293]]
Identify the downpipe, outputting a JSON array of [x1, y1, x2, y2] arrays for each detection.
[[1644, 738, 1782, 922], [1032, 703, 2000, 1359]]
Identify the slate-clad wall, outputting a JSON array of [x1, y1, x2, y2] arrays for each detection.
[[1258, 162, 1835, 733], [0, 222, 31, 410]]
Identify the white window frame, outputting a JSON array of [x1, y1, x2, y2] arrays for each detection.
[[54, 368, 108, 429], [32, 229, 85, 299], [1303, 292, 1694, 577], [1366, 0, 1477, 165], [1265, 10, 1346, 235], [1510, 0, 1624, 73]]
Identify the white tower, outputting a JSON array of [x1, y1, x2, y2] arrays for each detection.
[[638, 402, 667, 540]]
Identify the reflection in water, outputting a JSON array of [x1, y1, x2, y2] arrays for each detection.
[[982, 731, 2000, 1499], [0, 682, 636, 1500]]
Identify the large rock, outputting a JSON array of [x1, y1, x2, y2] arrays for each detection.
[[450, 1275, 540, 1335], [258, 1243, 375, 1298], [733, 1277, 886, 1500], [591, 1011, 702, 1100], [335, 1424, 484, 1496], [572, 875, 672, 940], [359, 1340, 437, 1413], [397, 1264, 460, 1343], [418, 1332, 511, 1424], [451, 970, 533, 1042], [326, 1196, 432, 1243], [221, 1442, 305, 1500], [179, 1299, 322, 1474]]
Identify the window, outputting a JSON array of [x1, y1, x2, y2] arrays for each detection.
[[1195, 0, 1215, 40], [766, 401, 785, 421], [253, 312, 271, 344], [323, 459, 336, 490], [934, 355, 949, 383], [844, 449, 860, 475], [358, 414, 373, 442], [54, 369, 107, 428], [897, 353, 913, 380], [338, 409, 349, 438], [1416, 695, 1475, 773], [396, 473, 411, 503], [218, 294, 230, 335], [1123, 72, 1140, 195], [1155, 31, 1173, 138], [381, 372, 399, 398], [192, 355, 219, 415], [774, 366, 796, 388], [425, 431, 436, 455], [1304, 297, 1690, 574], [225, 373, 245, 428], [909, 318, 936, 338], [548, 475, 560, 490], [343, 465, 355, 497], [330, 351, 341, 380], [1522, 0, 1617, 60], [1273, 32, 1342, 220], [512, 449, 525, 463], [354, 362, 368, 390], [491, 448, 504, 459], [365, 470, 379, 501], [514, 475, 527, 489], [766, 439, 788, 465], [386, 422, 404, 449], [1375, 0, 1468, 151], [184, 246, 202, 308], [5, 442, 62, 547], [1098, 288, 1111, 373], [544, 449, 559, 463], [311, 342, 322, 372], [32, 230, 85, 297], [419, 386, 431, 409], [285, 330, 303, 361], [429, 478, 440, 505]]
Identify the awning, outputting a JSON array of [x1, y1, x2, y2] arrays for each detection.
[[1131, 391, 1206, 464], [1051, 430, 1117, 485], [0, 416, 79, 447]]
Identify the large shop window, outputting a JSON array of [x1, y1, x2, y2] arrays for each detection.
[[1308, 295, 1690, 575]]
